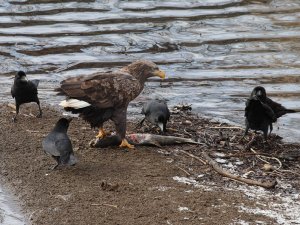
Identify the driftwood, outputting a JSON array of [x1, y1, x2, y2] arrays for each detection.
[[179, 150, 207, 165], [201, 152, 277, 189], [208, 126, 244, 130], [180, 150, 277, 189]]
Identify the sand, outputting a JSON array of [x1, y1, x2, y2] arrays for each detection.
[[1, 103, 300, 225]]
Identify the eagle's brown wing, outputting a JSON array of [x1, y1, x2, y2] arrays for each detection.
[[60, 72, 142, 108]]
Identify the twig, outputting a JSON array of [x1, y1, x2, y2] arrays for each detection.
[[279, 170, 300, 176], [179, 150, 207, 165], [176, 166, 191, 176], [209, 126, 244, 130], [225, 152, 273, 158], [183, 128, 193, 137], [250, 148, 282, 171], [29, 209, 43, 221], [245, 135, 257, 150], [91, 203, 118, 208], [242, 171, 255, 178], [168, 128, 178, 132], [201, 152, 276, 189], [26, 130, 40, 133], [250, 148, 270, 164]]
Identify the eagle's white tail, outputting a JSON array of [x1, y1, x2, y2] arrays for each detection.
[[59, 99, 91, 109]]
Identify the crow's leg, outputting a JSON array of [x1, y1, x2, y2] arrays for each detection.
[[139, 117, 145, 126], [240, 120, 249, 142], [12, 103, 20, 122], [49, 156, 60, 170], [269, 123, 273, 135], [50, 164, 59, 170], [163, 122, 167, 133], [36, 100, 42, 118], [135, 117, 145, 129]]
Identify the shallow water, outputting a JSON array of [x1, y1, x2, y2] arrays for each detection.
[[0, 186, 26, 225], [0, 0, 300, 142]]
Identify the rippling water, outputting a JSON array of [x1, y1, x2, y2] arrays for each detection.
[[0, 0, 300, 142]]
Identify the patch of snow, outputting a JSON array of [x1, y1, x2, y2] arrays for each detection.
[[215, 158, 227, 164], [212, 152, 226, 157], [153, 186, 171, 192], [178, 206, 189, 212], [231, 220, 250, 225], [166, 158, 174, 163], [172, 176, 215, 190], [234, 160, 244, 166], [230, 184, 300, 225], [173, 176, 199, 186], [224, 162, 235, 169]]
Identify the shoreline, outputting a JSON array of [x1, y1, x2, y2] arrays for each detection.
[[1, 103, 300, 224], [0, 184, 26, 225]]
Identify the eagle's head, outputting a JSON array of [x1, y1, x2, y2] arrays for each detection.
[[124, 60, 166, 82]]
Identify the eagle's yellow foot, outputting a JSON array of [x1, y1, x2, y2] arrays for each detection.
[[96, 128, 106, 139], [119, 139, 134, 149]]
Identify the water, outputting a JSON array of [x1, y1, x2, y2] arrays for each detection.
[[0, 0, 300, 143], [0, 186, 26, 225]]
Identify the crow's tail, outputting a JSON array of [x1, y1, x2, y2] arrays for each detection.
[[286, 109, 300, 113]]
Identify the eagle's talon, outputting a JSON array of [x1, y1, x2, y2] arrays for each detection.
[[96, 128, 106, 139], [119, 139, 134, 149]]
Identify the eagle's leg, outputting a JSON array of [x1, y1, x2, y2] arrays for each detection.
[[112, 107, 134, 149], [96, 127, 106, 139]]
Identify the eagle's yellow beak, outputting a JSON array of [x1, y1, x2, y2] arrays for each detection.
[[153, 69, 166, 79]]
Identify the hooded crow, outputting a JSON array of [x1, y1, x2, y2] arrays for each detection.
[[11, 71, 42, 122], [42, 118, 77, 169], [141, 100, 170, 133]]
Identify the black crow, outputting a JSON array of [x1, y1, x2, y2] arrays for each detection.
[[11, 71, 42, 122], [42, 118, 77, 170], [140, 100, 170, 132], [244, 95, 277, 141], [251, 86, 297, 119]]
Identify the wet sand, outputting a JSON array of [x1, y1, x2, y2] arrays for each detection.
[[1, 103, 300, 224]]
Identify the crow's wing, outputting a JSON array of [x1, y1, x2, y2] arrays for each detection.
[[55, 138, 73, 164], [30, 79, 40, 88], [261, 101, 277, 122], [42, 135, 60, 157], [11, 85, 15, 98]]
